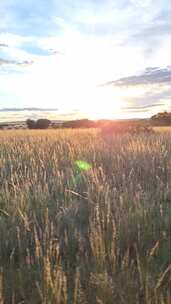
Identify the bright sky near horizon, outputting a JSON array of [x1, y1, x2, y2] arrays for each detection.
[[0, 0, 171, 121]]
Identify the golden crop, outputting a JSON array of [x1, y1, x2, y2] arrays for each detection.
[[0, 129, 171, 303]]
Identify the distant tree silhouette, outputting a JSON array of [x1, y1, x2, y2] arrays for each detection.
[[26, 119, 51, 129], [151, 111, 171, 125], [26, 119, 36, 129], [62, 119, 96, 128], [36, 119, 51, 129]]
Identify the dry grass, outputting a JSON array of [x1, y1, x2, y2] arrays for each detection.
[[0, 129, 171, 303], [154, 126, 171, 133]]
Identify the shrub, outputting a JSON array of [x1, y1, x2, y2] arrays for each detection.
[[128, 124, 154, 134], [101, 122, 154, 136], [62, 119, 96, 128], [151, 111, 171, 126], [26, 119, 36, 129], [36, 119, 51, 129], [26, 119, 51, 129]]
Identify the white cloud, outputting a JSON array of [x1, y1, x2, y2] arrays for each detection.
[[0, 33, 33, 47]]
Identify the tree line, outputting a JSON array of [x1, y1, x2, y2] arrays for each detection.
[[25, 112, 171, 130], [0, 111, 170, 130], [26, 118, 96, 129]]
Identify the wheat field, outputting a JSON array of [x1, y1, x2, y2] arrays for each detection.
[[0, 129, 171, 303]]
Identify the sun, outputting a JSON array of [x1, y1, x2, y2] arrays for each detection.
[[81, 85, 123, 119], [24, 48, 125, 120]]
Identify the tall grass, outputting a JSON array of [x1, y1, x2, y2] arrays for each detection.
[[0, 129, 171, 303]]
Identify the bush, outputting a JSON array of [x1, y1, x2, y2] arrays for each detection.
[[101, 122, 154, 136], [62, 119, 96, 128], [128, 124, 154, 134], [151, 111, 171, 126], [26, 119, 36, 129], [26, 119, 51, 129], [36, 119, 51, 129]]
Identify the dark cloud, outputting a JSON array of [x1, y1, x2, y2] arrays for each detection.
[[0, 43, 8, 48], [120, 102, 166, 114], [103, 67, 171, 114], [0, 108, 58, 112], [105, 67, 171, 87]]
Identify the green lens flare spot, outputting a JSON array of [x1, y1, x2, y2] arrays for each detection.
[[75, 160, 92, 171]]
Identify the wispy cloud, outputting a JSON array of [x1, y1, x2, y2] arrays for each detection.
[[0, 107, 58, 112], [105, 67, 171, 87], [121, 103, 165, 110], [0, 58, 33, 66], [0, 43, 8, 48]]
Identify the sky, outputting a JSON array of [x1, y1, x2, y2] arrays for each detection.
[[0, 0, 171, 121]]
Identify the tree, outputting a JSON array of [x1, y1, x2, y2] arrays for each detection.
[[26, 119, 36, 129], [151, 111, 171, 125], [26, 119, 51, 129], [62, 119, 96, 128], [36, 119, 51, 129]]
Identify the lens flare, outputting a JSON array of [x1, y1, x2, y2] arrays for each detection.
[[75, 160, 92, 171]]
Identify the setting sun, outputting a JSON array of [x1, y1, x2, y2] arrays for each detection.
[[82, 86, 123, 119]]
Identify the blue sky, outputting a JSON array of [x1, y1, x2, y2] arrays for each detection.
[[0, 0, 171, 121]]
